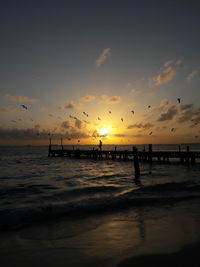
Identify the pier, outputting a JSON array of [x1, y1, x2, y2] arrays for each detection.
[[48, 144, 200, 164]]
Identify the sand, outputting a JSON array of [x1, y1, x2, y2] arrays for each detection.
[[118, 241, 200, 267]]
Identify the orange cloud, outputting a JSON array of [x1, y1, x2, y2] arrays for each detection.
[[186, 70, 198, 81], [153, 67, 176, 86], [0, 106, 18, 113], [99, 94, 121, 104], [58, 101, 81, 110], [5, 94, 37, 103], [80, 95, 96, 102], [96, 48, 111, 67]]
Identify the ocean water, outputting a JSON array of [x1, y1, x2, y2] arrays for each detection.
[[0, 145, 200, 266]]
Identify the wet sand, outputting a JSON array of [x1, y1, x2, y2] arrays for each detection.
[[118, 241, 200, 267], [1, 201, 200, 267]]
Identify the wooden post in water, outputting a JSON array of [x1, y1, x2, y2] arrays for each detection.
[[148, 144, 152, 163], [61, 138, 64, 151], [186, 146, 190, 163], [48, 138, 52, 157], [133, 146, 140, 178]]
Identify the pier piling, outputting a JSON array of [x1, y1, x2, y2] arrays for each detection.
[[133, 146, 140, 178]]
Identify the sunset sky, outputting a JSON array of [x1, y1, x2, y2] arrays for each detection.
[[0, 0, 200, 145]]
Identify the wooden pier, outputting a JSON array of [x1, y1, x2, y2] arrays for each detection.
[[48, 144, 200, 164]]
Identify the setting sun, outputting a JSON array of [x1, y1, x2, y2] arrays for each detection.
[[99, 127, 109, 137]]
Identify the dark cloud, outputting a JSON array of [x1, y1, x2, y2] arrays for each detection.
[[0, 127, 90, 140], [127, 123, 154, 129], [155, 126, 167, 132], [61, 121, 70, 129], [177, 104, 200, 123], [65, 130, 90, 139], [75, 118, 82, 129], [113, 134, 127, 137], [157, 105, 178, 121], [0, 127, 50, 140], [179, 104, 193, 111]]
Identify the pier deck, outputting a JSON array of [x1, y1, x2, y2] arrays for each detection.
[[48, 145, 200, 164]]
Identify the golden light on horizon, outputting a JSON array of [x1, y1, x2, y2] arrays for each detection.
[[99, 127, 110, 138]]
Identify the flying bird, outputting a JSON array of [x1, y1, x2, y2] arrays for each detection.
[[21, 104, 28, 110], [171, 128, 175, 132], [149, 132, 152, 135], [83, 112, 88, 117], [121, 118, 123, 122], [148, 105, 151, 109], [131, 110, 134, 115], [177, 98, 181, 104]]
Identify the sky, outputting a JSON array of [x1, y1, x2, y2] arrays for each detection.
[[0, 0, 200, 145]]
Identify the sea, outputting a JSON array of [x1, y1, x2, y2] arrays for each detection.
[[0, 144, 200, 266]]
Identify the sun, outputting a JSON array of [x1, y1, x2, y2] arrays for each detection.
[[99, 127, 109, 137]]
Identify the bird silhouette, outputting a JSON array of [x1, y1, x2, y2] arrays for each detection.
[[171, 128, 174, 132], [177, 98, 181, 103], [131, 110, 134, 114], [148, 105, 151, 108], [21, 104, 28, 110], [83, 112, 89, 117], [121, 118, 123, 122], [149, 131, 152, 135]]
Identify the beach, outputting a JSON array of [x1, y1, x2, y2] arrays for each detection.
[[1, 145, 200, 266]]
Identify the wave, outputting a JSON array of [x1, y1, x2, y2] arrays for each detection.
[[54, 185, 122, 198], [0, 184, 59, 198], [1, 181, 200, 231]]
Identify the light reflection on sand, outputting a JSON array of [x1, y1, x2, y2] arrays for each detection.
[[0, 200, 200, 266]]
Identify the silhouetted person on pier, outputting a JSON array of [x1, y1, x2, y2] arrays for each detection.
[[99, 140, 102, 150]]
